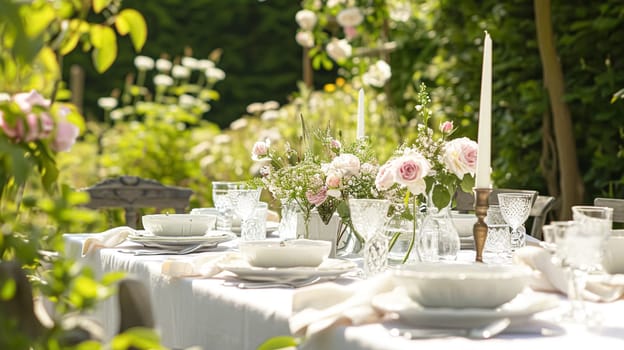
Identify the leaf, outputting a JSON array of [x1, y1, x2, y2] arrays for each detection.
[[101, 271, 126, 286], [59, 19, 85, 55], [92, 0, 111, 14], [431, 185, 451, 210], [257, 336, 300, 350], [460, 174, 475, 193], [90, 25, 117, 73], [115, 9, 147, 52], [0, 278, 16, 300]]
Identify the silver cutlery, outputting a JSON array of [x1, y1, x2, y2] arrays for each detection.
[[118, 244, 205, 256], [234, 277, 321, 289], [390, 318, 511, 340]]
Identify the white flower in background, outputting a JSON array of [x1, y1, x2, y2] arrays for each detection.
[[0, 93, 10, 102], [134, 57, 154, 72], [295, 9, 317, 30], [153, 74, 174, 87], [230, 118, 248, 130], [326, 38, 352, 62], [295, 31, 315, 48], [362, 60, 392, 87], [329, 153, 361, 176], [110, 109, 124, 121], [261, 110, 279, 121], [246, 102, 264, 114], [205, 67, 226, 81], [197, 59, 215, 70], [389, 1, 412, 22], [134, 55, 154, 71], [337, 7, 363, 27], [263, 100, 280, 110], [181, 57, 199, 69], [214, 134, 232, 144], [179, 94, 196, 108], [156, 58, 172, 72], [172, 65, 191, 79], [327, 0, 345, 8], [97, 97, 118, 110]]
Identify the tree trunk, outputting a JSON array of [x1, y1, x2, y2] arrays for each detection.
[[534, 0, 584, 219]]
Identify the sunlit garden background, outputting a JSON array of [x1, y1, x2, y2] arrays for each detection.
[[1, 0, 623, 348]]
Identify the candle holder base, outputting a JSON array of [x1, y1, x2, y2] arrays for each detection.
[[473, 188, 492, 263]]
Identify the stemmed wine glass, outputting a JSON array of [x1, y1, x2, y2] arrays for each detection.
[[497, 193, 533, 250], [229, 188, 263, 241], [212, 181, 244, 232], [349, 199, 391, 277]]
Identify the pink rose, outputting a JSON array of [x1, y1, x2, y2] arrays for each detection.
[[24, 113, 40, 142], [393, 152, 431, 195], [325, 171, 342, 188], [52, 118, 80, 152], [440, 121, 453, 134], [330, 139, 341, 151], [251, 141, 269, 160], [39, 113, 54, 138], [344, 26, 358, 40], [306, 187, 328, 206], [13, 90, 50, 113], [0, 112, 25, 141], [442, 137, 478, 178], [375, 159, 396, 191]]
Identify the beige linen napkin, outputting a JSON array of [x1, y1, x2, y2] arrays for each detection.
[[81, 226, 135, 257], [161, 252, 239, 278], [514, 246, 624, 302], [290, 273, 395, 338]]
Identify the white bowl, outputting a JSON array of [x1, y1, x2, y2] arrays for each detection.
[[190, 207, 219, 216], [391, 263, 532, 309], [142, 214, 217, 237], [239, 239, 331, 268], [451, 212, 477, 237], [603, 229, 624, 274]]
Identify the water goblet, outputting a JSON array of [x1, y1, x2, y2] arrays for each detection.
[[349, 199, 391, 277], [229, 188, 262, 241], [497, 193, 533, 250], [212, 181, 244, 232]]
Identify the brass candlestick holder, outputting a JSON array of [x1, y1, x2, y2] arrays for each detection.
[[473, 187, 492, 262]]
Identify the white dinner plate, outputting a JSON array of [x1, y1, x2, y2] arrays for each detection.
[[217, 254, 357, 282], [372, 288, 559, 328], [128, 230, 236, 248]]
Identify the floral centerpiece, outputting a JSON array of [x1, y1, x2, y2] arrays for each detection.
[[251, 123, 389, 247], [375, 85, 478, 261]]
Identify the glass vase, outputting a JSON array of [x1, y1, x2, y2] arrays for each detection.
[[417, 197, 460, 262], [277, 199, 299, 240], [387, 201, 421, 264]]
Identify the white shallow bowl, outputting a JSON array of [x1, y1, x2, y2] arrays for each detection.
[[451, 212, 477, 237], [603, 229, 624, 274], [142, 214, 217, 237], [239, 239, 331, 268], [391, 263, 533, 309]]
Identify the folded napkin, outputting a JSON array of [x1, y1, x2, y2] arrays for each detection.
[[81, 226, 135, 257], [514, 246, 624, 302], [161, 252, 239, 278], [290, 273, 395, 338]]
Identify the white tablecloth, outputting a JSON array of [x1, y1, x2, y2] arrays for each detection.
[[64, 234, 624, 350]]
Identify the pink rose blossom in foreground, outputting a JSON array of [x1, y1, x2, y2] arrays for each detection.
[[251, 141, 269, 160], [0, 113, 25, 141], [13, 90, 50, 113], [440, 121, 453, 134], [306, 187, 328, 206], [375, 159, 396, 191], [52, 118, 80, 152], [442, 137, 478, 178], [394, 151, 431, 195]]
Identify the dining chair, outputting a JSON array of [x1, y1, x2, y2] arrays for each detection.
[[593, 197, 624, 224], [117, 278, 155, 334], [453, 189, 557, 239], [82, 176, 193, 228]]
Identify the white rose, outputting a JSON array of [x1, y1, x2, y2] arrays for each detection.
[[295, 31, 315, 48], [295, 9, 317, 30], [362, 60, 392, 87], [156, 58, 172, 72], [326, 38, 352, 62], [134, 55, 154, 71], [336, 7, 363, 27], [442, 137, 478, 178], [331, 153, 360, 176]]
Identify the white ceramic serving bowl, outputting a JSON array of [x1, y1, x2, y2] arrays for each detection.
[[142, 214, 217, 237], [239, 239, 331, 268], [603, 229, 624, 274], [451, 212, 477, 237], [391, 263, 533, 309]]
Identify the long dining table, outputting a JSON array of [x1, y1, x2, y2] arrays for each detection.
[[63, 233, 624, 350]]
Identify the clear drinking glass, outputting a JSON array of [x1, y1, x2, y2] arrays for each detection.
[[212, 181, 244, 231], [497, 193, 533, 250], [229, 188, 262, 241], [483, 205, 512, 264], [349, 199, 391, 277]]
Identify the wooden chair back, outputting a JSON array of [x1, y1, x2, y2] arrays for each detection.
[[593, 198, 624, 224], [82, 176, 193, 228]]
